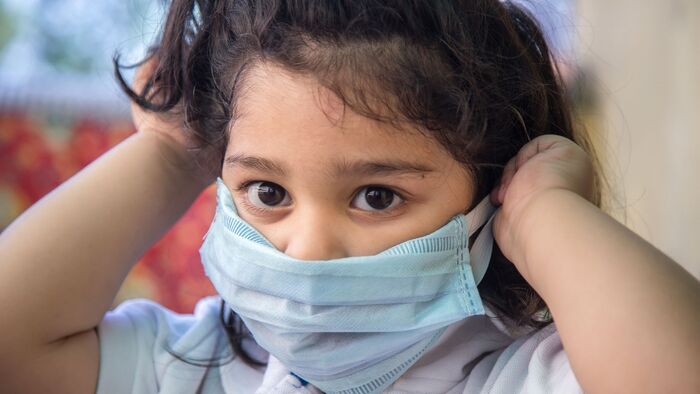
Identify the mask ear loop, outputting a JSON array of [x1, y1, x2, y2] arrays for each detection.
[[464, 197, 497, 285]]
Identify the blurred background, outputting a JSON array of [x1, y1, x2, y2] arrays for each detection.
[[0, 0, 698, 314]]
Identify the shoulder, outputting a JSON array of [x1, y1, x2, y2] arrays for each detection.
[[463, 322, 583, 394], [96, 296, 231, 393]]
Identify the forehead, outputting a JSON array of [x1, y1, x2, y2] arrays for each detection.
[[226, 63, 452, 169]]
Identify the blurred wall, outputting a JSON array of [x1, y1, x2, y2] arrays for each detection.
[[577, 0, 699, 277]]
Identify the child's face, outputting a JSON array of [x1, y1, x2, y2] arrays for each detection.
[[221, 63, 474, 259]]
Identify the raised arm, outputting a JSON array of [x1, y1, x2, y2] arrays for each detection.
[[492, 135, 700, 393], [0, 64, 214, 393]]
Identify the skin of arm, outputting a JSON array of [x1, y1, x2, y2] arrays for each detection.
[[0, 131, 210, 343], [492, 135, 700, 393], [0, 132, 210, 385], [0, 60, 214, 392]]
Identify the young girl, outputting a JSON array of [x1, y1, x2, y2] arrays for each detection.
[[1, 1, 699, 393]]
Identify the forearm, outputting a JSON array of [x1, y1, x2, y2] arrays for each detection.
[[0, 132, 209, 349], [519, 190, 700, 393]]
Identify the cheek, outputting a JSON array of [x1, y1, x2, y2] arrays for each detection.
[[347, 198, 471, 256], [233, 203, 457, 259]]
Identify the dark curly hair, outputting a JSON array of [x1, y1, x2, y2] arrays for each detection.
[[115, 0, 601, 367]]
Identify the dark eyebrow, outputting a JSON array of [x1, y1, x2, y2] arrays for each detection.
[[224, 154, 436, 177], [333, 159, 436, 177], [224, 154, 287, 176]]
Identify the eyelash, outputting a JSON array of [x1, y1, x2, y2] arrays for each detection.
[[234, 180, 407, 216], [234, 181, 280, 215]]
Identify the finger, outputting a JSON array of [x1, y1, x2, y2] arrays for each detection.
[[495, 156, 517, 204], [517, 134, 571, 168], [491, 207, 504, 250], [496, 135, 558, 204], [515, 136, 548, 169], [490, 207, 516, 264], [489, 184, 500, 206]]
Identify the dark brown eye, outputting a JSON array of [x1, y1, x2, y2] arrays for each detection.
[[352, 186, 403, 211], [247, 182, 291, 207]]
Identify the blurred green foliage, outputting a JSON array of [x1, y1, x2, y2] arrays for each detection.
[[0, 2, 16, 57], [0, 0, 160, 77]]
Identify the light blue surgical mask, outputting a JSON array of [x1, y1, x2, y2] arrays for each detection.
[[200, 178, 496, 394]]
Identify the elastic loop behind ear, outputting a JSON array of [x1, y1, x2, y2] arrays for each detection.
[[465, 197, 495, 237], [470, 215, 495, 285], [464, 196, 496, 285]]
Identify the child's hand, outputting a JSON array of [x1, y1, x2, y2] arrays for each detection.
[[489, 135, 595, 274], [130, 57, 185, 147], [130, 57, 218, 185]]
